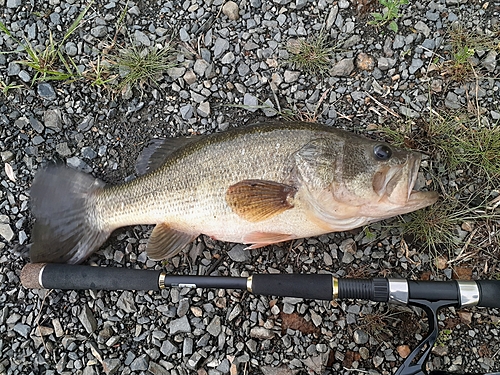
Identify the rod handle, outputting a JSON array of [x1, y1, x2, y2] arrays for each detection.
[[21, 263, 163, 291], [251, 274, 334, 300], [476, 280, 500, 308]]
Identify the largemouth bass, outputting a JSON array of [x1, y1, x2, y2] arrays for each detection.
[[30, 122, 438, 264]]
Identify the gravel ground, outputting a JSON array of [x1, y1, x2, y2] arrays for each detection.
[[1, 0, 500, 374]]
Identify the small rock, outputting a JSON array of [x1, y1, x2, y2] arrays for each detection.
[[79, 304, 97, 334], [183, 70, 196, 85], [481, 50, 497, 72], [128, 5, 140, 16], [29, 115, 44, 133], [432, 345, 448, 356], [228, 244, 252, 262], [445, 92, 461, 109], [169, 315, 191, 334], [194, 59, 210, 77], [197, 102, 210, 117], [56, 142, 71, 156], [148, 362, 169, 375], [65, 42, 78, 56], [91, 25, 108, 38], [250, 327, 275, 340], [117, 291, 137, 313], [1, 151, 14, 162], [221, 51, 235, 64], [134, 30, 150, 46], [243, 93, 258, 111], [0, 224, 14, 242], [284, 70, 300, 83], [167, 67, 186, 80], [18, 70, 30, 82], [130, 354, 148, 371], [13, 323, 30, 338], [102, 358, 121, 375], [44, 109, 63, 131], [397, 345, 411, 358], [262, 98, 277, 117], [222, 1, 239, 20], [356, 53, 375, 71], [207, 315, 222, 336], [353, 329, 369, 344], [37, 83, 56, 100], [458, 311, 472, 324], [373, 355, 384, 367], [180, 104, 193, 120], [377, 57, 396, 70], [399, 106, 419, 118], [214, 38, 230, 58], [409, 59, 424, 74], [414, 21, 431, 37], [160, 340, 178, 357], [183, 337, 193, 356], [179, 28, 190, 42], [326, 5, 339, 30], [330, 58, 354, 76], [6, 0, 21, 8]]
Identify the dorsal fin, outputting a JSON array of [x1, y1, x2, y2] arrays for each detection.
[[135, 137, 199, 175]]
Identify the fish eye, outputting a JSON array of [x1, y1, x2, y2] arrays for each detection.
[[374, 144, 392, 161]]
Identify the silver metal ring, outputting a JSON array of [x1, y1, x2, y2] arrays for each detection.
[[388, 279, 409, 304], [456, 280, 479, 307]]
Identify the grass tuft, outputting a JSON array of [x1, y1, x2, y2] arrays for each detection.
[[0, 2, 93, 83], [114, 43, 177, 90], [286, 33, 337, 75]]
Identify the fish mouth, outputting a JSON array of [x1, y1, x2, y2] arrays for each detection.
[[385, 152, 438, 207]]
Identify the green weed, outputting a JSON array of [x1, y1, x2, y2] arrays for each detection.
[[0, 1, 93, 83], [0, 79, 23, 95], [114, 43, 177, 90], [427, 112, 500, 178], [368, 0, 408, 32], [444, 23, 500, 81], [286, 33, 338, 75]]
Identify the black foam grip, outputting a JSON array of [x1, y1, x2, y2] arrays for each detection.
[[41, 264, 162, 291], [476, 280, 500, 308], [338, 278, 389, 302], [251, 274, 333, 300], [408, 281, 459, 302]]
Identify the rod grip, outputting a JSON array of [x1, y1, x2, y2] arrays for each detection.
[[477, 280, 500, 308], [21, 263, 162, 291], [337, 278, 389, 302], [251, 274, 334, 300]]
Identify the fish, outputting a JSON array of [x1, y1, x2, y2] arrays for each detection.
[[30, 121, 438, 264]]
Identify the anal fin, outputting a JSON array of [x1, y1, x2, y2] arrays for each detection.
[[243, 231, 294, 249], [147, 223, 199, 260], [226, 179, 296, 222]]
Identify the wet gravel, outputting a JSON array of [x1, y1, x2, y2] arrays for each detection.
[[1, 0, 500, 374]]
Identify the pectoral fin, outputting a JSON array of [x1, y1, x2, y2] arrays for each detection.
[[147, 223, 199, 260], [243, 231, 294, 249], [226, 179, 297, 222]]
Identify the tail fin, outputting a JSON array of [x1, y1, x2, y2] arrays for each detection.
[[30, 165, 111, 264]]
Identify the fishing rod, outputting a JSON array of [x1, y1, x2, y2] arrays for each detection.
[[21, 263, 500, 375]]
